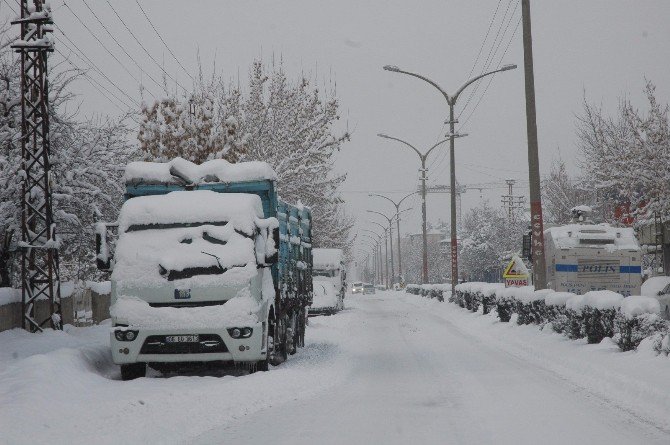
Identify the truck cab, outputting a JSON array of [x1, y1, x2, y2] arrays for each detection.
[[311, 248, 346, 314]]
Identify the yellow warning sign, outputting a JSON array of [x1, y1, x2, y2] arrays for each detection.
[[503, 255, 529, 279]]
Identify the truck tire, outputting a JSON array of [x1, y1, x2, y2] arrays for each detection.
[[120, 363, 146, 381]]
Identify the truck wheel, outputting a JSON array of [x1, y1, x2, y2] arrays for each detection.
[[120, 363, 146, 381], [266, 314, 284, 367]]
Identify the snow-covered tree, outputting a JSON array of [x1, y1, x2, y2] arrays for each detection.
[[0, 21, 138, 283], [458, 202, 527, 282], [138, 80, 247, 164], [578, 81, 670, 221], [542, 160, 596, 225], [233, 61, 353, 259], [138, 60, 354, 259]]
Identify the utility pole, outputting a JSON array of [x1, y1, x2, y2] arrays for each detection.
[[522, 0, 547, 289], [12, 0, 62, 331], [501, 179, 525, 221]]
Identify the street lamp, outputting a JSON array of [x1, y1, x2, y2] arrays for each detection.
[[377, 134, 450, 284], [359, 238, 379, 285], [369, 220, 391, 288], [367, 208, 413, 286], [369, 191, 417, 284], [361, 230, 383, 285], [383, 63, 517, 293]]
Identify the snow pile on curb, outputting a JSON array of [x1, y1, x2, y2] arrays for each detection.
[[438, 282, 670, 353]]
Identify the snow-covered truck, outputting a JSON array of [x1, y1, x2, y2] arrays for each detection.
[[96, 158, 313, 379], [310, 248, 346, 315], [544, 221, 642, 296]]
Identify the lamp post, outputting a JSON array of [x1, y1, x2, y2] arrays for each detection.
[[367, 208, 413, 287], [361, 230, 383, 285], [369, 220, 390, 289], [359, 237, 379, 285], [383, 63, 517, 293], [377, 134, 449, 284], [369, 192, 417, 285]]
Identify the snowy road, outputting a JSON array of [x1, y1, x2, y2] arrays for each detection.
[[2, 291, 670, 444], [192, 292, 670, 445]]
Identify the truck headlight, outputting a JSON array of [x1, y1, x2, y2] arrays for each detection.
[[114, 329, 139, 341], [228, 327, 253, 339]]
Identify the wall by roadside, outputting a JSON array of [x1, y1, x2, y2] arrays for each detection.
[[0, 282, 111, 332]]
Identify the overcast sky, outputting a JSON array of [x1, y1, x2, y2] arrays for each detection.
[[3, 0, 669, 260]]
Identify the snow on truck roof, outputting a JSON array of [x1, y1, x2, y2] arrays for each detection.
[[118, 190, 264, 235], [124, 157, 277, 185], [545, 223, 639, 251], [312, 248, 344, 269]]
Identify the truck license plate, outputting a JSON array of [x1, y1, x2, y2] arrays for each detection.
[[165, 335, 199, 343]]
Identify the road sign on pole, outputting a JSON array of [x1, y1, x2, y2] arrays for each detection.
[[503, 255, 530, 287]]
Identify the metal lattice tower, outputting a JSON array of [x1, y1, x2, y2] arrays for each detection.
[[11, 0, 61, 331]]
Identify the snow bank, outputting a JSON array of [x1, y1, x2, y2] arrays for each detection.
[[86, 281, 111, 295], [545, 292, 574, 307], [0, 287, 20, 306], [579, 290, 624, 311], [311, 280, 339, 310], [641, 276, 670, 297], [124, 157, 277, 185], [621, 296, 661, 319], [110, 289, 260, 329], [312, 248, 344, 270]]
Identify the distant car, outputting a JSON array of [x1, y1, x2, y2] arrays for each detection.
[[363, 284, 376, 294], [352, 282, 364, 294], [310, 280, 343, 316], [375, 284, 386, 291], [641, 276, 670, 319]]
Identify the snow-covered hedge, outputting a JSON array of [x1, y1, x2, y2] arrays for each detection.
[[448, 282, 670, 353], [405, 284, 450, 302]]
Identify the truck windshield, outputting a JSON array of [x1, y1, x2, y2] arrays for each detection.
[[113, 222, 258, 286]]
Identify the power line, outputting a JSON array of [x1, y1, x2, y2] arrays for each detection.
[[56, 46, 135, 114], [105, 0, 190, 93], [458, 0, 519, 119], [428, 5, 520, 179], [78, 0, 164, 97], [427, 0, 504, 159], [133, 0, 194, 82], [427, 2, 519, 179], [62, 1, 147, 90], [465, 0, 504, 81], [55, 26, 141, 108], [457, 16, 522, 130]]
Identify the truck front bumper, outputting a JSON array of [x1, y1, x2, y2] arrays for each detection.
[[111, 323, 265, 365]]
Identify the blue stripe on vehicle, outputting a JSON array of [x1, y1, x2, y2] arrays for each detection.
[[555, 264, 641, 274]]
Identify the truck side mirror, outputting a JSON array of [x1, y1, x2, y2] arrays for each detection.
[[264, 226, 280, 265], [95, 223, 114, 271]]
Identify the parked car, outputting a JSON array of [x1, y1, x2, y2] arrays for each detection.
[[352, 282, 364, 294], [375, 284, 386, 291], [363, 283, 376, 295], [641, 276, 670, 319]]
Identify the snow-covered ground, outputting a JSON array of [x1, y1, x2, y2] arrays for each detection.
[[1, 291, 669, 444]]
